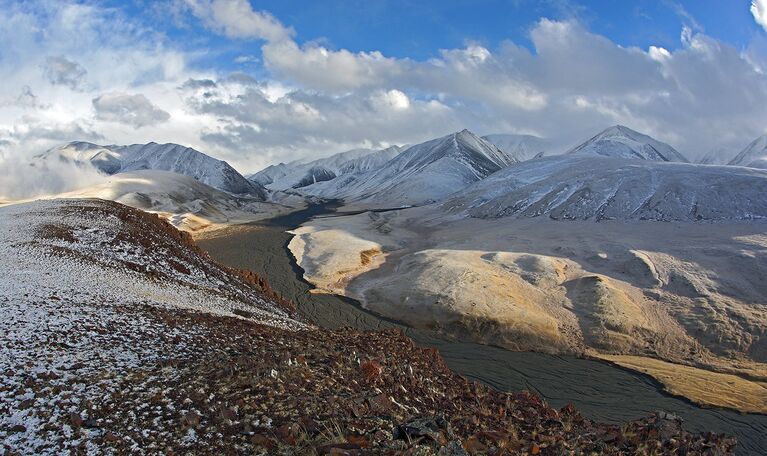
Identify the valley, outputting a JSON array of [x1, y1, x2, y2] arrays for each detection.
[[197, 201, 767, 454]]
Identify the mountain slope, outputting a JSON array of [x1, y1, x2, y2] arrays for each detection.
[[443, 155, 767, 221], [728, 134, 767, 169], [337, 145, 402, 174], [303, 129, 517, 206], [45, 141, 267, 198], [568, 125, 688, 162], [483, 133, 550, 161], [250, 146, 403, 190]]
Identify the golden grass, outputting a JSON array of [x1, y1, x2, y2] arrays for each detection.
[[597, 354, 767, 414]]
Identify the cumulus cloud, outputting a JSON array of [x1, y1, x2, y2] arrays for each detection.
[[44, 56, 87, 89], [179, 76, 458, 168], [753, 0, 767, 32], [92, 92, 170, 128], [185, 0, 293, 41]]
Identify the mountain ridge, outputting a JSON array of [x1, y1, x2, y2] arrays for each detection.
[[44, 141, 268, 198]]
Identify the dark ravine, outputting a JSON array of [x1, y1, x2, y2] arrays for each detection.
[[198, 201, 767, 454]]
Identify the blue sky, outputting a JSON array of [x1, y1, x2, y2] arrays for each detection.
[[2, 0, 767, 172], [139, 1, 763, 69]]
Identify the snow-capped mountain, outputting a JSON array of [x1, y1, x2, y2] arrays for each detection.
[[728, 134, 767, 169], [44, 141, 267, 198], [303, 129, 517, 207], [443, 155, 767, 221], [250, 146, 404, 190], [568, 125, 688, 162], [482, 134, 550, 161]]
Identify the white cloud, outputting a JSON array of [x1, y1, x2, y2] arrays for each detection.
[[92, 92, 171, 128], [185, 0, 293, 41], [753, 0, 767, 32]]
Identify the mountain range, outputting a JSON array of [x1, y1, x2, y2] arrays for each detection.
[[43, 141, 267, 198], [301, 129, 517, 207]]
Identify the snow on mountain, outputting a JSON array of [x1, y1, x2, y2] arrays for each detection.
[[337, 146, 403, 174], [248, 162, 290, 186], [303, 129, 517, 207], [54, 170, 292, 231], [443, 155, 767, 221], [291, 166, 337, 189], [728, 134, 767, 169], [45, 141, 267, 198], [482, 134, 550, 161], [568, 125, 688, 162], [250, 146, 403, 190], [697, 147, 733, 165]]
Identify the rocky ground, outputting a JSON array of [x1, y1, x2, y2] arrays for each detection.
[[0, 199, 736, 454]]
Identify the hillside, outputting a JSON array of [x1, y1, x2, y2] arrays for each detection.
[[0, 199, 734, 454], [442, 155, 767, 221]]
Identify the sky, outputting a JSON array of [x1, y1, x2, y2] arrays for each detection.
[[1, 0, 767, 174]]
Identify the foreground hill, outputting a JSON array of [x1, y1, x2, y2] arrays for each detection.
[[568, 125, 688, 162], [45, 141, 267, 198], [442, 155, 767, 221], [0, 199, 734, 454], [304, 129, 517, 207]]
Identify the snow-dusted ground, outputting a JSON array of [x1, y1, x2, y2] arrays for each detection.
[[0, 199, 303, 453]]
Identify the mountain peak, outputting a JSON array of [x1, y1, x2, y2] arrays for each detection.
[[569, 125, 688, 162]]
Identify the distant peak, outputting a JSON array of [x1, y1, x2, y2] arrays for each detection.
[[453, 129, 480, 141], [601, 125, 637, 136]]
